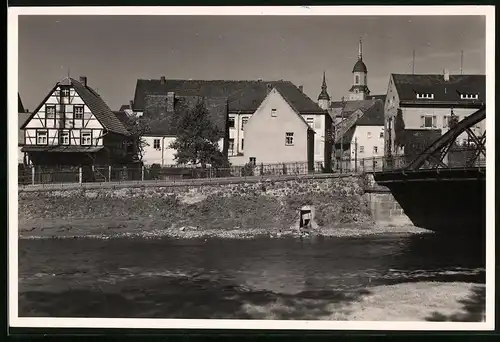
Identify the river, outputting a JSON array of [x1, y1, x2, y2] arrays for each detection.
[[18, 232, 485, 320]]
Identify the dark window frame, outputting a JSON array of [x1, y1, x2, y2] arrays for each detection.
[[36, 129, 48, 146]]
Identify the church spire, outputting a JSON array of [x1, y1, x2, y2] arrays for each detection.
[[317, 71, 330, 109], [358, 39, 363, 60]]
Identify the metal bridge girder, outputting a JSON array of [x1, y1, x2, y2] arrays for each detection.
[[406, 106, 486, 171]]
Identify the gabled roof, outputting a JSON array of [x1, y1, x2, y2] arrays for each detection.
[[329, 99, 379, 119], [70, 78, 130, 136], [333, 99, 384, 143], [355, 100, 385, 126], [251, 87, 314, 133], [143, 95, 228, 137], [21, 77, 130, 136], [18, 112, 30, 145], [132, 79, 326, 114], [18, 94, 26, 113], [391, 73, 485, 103]]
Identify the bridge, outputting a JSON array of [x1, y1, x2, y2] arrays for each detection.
[[372, 106, 486, 234]]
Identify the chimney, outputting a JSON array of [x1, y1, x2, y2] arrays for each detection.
[[79, 76, 87, 87], [443, 69, 450, 82], [160, 76, 166, 84], [299, 85, 304, 93], [166, 92, 175, 112]]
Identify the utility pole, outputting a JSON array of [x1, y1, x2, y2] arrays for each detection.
[[354, 137, 358, 173], [460, 50, 464, 75], [339, 96, 347, 173], [412, 50, 415, 74]]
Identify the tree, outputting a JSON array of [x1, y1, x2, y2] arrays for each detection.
[[394, 108, 406, 148], [169, 99, 229, 168], [127, 114, 150, 162]]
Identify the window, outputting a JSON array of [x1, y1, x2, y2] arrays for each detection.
[[36, 130, 47, 145], [416, 93, 435, 99], [74, 106, 84, 119], [249, 157, 256, 166], [241, 139, 244, 150], [271, 109, 277, 117], [60, 87, 70, 104], [379, 131, 384, 138], [421, 115, 436, 128], [359, 145, 364, 153], [81, 131, 92, 146], [364, 75, 367, 84], [241, 117, 248, 130], [285, 132, 294, 146], [306, 117, 314, 128], [228, 117, 235, 128], [314, 117, 321, 129], [373, 146, 378, 154], [460, 93, 479, 100], [46, 105, 56, 119], [61, 88, 70, 97], [355, 75, 359, 84], [59, 131, 70, 145], [443, 115, 449, 128], [367, 132, 372, 139], [153, 139, 161, 150], [228, 139, 234, 155]]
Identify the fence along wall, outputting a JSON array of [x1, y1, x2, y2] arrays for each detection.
[[18, 161, 328, 185]]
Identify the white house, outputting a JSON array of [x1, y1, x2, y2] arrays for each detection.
[[20, 76, 132, 166], [244, 87, 315, 169], [131, 77, 330, 168], [384, 72, 486, 156]]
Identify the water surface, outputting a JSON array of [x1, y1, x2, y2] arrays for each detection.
[[18, 232, 485, 319]]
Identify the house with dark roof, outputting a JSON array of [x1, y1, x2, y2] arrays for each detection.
[[137, 92, 229, 166], [244, 87, 316, 169], [384, 71, 486, 156], [131, 77, 330, 166], [21, 76, 134, 167], [333, 99, 385, 170]]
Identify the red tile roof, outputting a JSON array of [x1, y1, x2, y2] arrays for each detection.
[[132, 79, 326, 114]]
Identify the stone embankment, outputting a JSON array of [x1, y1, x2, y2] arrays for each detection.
[[18, 174, 426, 239]]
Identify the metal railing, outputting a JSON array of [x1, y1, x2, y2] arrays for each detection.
[[17, 147, 486, 187]]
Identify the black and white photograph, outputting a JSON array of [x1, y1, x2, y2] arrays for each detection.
[[8, 6, 494, 331]]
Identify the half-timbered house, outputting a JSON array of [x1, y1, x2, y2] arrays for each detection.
[[21, 76, 133, 167]]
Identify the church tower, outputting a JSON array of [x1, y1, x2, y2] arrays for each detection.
[[317, 71, 330, 110], [348, 39, 370, 101]]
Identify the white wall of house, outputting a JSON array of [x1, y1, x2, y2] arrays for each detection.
[[24, 85, 104, 147], [244, 88, 311, 164], [229, 111, 326, 165], [349, 125, 385, 160], [142, 136, 225, 166], [228, 113, 250, 157], [384, 74, 484, 155], [302, 114, 326, 164]]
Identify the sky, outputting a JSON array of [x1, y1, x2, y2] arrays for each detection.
[[18, 15, 486, 112]]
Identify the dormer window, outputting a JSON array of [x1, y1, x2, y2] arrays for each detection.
[[416, 93, 434, 99], [460, 93, 479, 100]]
